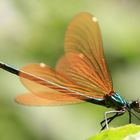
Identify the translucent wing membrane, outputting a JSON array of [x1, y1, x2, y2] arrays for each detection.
[[17, 64, 90, 105], [16, 64, 100, 105], [63, 12, 113, 94], [16, 12, 113, 105], [56, 53, 108, 97], [16, 93, 83, 106]]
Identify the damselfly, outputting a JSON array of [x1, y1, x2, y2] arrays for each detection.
[[0, 13, 140, 130]]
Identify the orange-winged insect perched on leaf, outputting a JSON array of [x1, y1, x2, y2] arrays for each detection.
[[0, 12, 140, 130]]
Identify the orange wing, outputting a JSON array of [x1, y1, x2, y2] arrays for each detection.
[[17, 63, 92, 105], [16, 93, 83, 106], [17, 12, 113, 105], [56, 53, 108, 98], [57, 12, 113, 95]]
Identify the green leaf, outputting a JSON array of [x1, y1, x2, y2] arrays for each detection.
[[87, 124, 140, 140]]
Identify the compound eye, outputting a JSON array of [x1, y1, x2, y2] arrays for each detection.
[[130, 101, 140, 113], [132, 101, 140, 107]]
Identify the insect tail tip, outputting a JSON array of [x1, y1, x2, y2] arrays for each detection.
[[0, 62, 5, 68]]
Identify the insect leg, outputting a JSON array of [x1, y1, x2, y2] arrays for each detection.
[[102, 110, 125, 130], [100, 114, 117, 127], [101, 112, 124, 130], [128, 110, 132, 123]]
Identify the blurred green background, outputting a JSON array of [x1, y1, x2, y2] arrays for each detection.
[[0, 0, 140, 140]]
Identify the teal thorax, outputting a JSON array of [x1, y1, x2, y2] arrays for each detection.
[[105, 92, 128, 110]]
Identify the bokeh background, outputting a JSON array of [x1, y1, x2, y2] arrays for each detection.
[[0, 0, 140, 140]]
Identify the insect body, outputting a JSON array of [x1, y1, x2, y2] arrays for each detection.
[[0, 13, 140, 130]]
